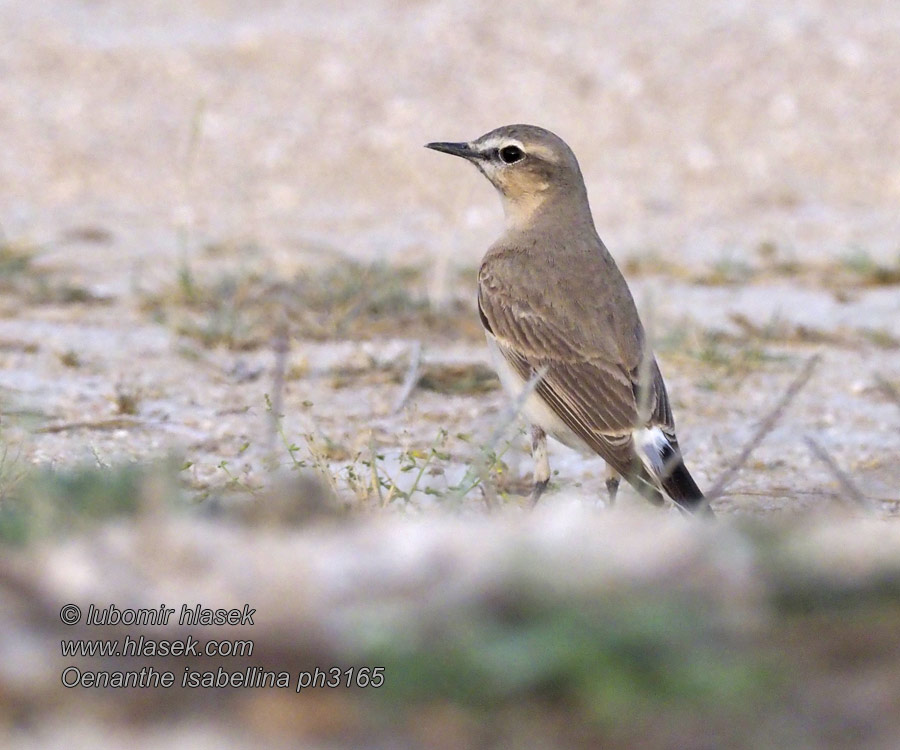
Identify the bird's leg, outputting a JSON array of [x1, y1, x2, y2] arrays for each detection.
[[605, 465, 621, 507], [530, 425, 550, 506]]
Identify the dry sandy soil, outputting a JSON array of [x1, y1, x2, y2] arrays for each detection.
[[1, 1, 899, 747], [1, 0, 898, 512]]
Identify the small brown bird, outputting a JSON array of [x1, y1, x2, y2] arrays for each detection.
[[426, 124, 713, 516]]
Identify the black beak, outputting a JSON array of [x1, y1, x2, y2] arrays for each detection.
[[425, 141, 479, 160]]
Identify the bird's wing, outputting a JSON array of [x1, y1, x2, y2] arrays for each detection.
[[478, 279, 671, 485], [645, 358, 677, 440]]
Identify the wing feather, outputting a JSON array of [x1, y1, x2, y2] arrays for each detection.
[[478, 266, 678, 494]]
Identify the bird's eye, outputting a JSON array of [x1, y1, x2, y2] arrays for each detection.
[[498, 145, 524, 164]]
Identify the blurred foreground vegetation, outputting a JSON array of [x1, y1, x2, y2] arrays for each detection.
[[1, 461, 899, 749]]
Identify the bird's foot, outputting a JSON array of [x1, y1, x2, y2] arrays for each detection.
[[605, 475, 620, 508], [530, 478, 550, 506]]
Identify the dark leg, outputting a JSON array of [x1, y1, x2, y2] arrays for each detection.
[[605, 466, 620, 507], [530, 425, 550, 506]]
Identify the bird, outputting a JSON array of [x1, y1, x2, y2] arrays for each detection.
[[426, 124, 713, 517]]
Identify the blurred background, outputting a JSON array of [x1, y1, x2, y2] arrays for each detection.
[[3, 0, 899, 273], [2, 1, 900, 748]]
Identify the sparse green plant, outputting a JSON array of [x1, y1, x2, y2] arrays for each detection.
[[138, 257, 485, 352], [0, 240, 109, 309], [840, 249, 900, 286], [59, 350, 81, 368], [0, 461, 182, 546], [696, 256, 755, 286], [0, 429, 27, 504], [0, 241, 33, 279], [173, 97, 207, 302], [622, 248, 681, 278], [261, 389, 523, 510], [114, 385, 141, 415], [264, 393, 306, 470], [216, 460, 260, 496], [656, 318, 790, 380]]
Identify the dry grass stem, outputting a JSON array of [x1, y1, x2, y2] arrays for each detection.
[[804, 436, 873, 511], [707, 355, 821, 501], [391, 341, 422, 415]]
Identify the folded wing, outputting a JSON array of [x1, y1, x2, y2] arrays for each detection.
[[478, 276, 676, 503]]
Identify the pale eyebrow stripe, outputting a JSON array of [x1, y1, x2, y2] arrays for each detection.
[[478, 137, 525, 152], [525, 144, 559, 163]]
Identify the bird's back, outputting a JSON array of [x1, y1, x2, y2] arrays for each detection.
[[479, 209, 648, 376]]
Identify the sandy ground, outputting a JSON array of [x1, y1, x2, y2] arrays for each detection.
[[1, 0, 899, 511]]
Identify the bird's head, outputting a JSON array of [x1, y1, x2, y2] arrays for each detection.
[[426, 124, 588, 228]]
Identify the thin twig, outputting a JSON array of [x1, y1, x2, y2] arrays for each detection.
[[35, 417, 144, 434], [267, 300, 290, 453], [89, 444, 109, 469], [707, 354, 820, 500], [479, 480, 498, 512], [456, 366, 548, 510], [804, 436, 873, 511], [391, 341, 422, 415], [368, 435, 385, 508]]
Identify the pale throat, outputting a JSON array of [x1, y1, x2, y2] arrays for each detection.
[[499, 183, 551, 230]]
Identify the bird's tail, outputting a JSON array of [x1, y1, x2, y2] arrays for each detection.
[[627, 463, 665, 507], [638, 428, 715, 518], [659, 459, 714, 518]]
